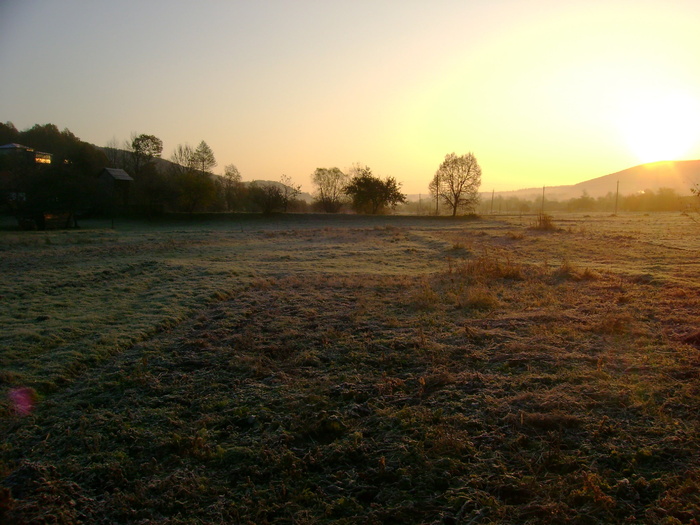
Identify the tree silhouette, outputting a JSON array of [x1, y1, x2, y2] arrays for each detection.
[[344, 165, 406, 214], [311, 167, 348, 213], [130, 134, 163, 176], [430, 152, 482, 216], [192, 141, 217, 175]]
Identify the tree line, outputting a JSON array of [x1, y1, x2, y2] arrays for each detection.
[[0, 123, 308, 218], [3, 121, 691, 223], [0, 122, 489, 223], [103, 133, 306, 216]]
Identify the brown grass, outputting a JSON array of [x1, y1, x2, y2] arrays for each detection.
[[1, 212, 699, 524]]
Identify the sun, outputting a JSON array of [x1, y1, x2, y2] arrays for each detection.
[[615, 90, 700, 164]]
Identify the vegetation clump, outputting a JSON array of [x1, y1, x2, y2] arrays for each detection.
[[531, 212, 557, 231]]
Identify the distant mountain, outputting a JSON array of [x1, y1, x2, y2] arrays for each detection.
[[489, 160, 700, 201]]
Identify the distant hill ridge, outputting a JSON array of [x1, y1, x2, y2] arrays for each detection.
[[489, 160, 700, 201]]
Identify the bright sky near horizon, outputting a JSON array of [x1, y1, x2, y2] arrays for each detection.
[[2, 0, 700, 194]]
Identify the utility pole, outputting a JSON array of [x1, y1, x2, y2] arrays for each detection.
[[110, 180, 115, 229], [435, 174, 440, 216], [614, 180, 619, 215], [541, 186, 545, 214], [490, 189, 495, 215]]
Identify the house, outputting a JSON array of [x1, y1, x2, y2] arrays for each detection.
[[0, 144, 53, 209], [0, 143, 52, 164], [0, 144, 52, 216], [99, 167, 134, 207]]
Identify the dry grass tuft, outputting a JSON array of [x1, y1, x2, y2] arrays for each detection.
[[458, 285, 501, 311], [452, 250, 524, 281], [530, 212, 558, 231], [508, 411, 583, 430], [408, 279, 441, 310], [593, 311, 635, 335]]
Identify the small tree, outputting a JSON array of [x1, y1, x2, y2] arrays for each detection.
[[177, 171, 217, 213], [221, 164, 245, 211], [430, 152, 482, 216], [344, 165, 406, 214], [311, 167, 348, 213], [170, 144, 196, 175], [280, 174, 301, 212], [170, 142, 217, 213], [192, 141, 217, 175], [104, 137, 129, 170], [249, 182, 286, 214]]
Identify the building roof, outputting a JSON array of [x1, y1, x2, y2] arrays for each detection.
[[0, 143, 32, 151], [102, 168, 134, 181]]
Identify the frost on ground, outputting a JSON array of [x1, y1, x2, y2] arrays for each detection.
[[1, 213, 699, 524]]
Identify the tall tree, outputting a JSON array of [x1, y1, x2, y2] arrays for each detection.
[[192, 141, 217, 175], [344, 165, 406, 214], [429, 152, 482, 216], [311, 167, 348, 213]]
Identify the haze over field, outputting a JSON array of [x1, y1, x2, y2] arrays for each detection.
[[2, 1, 700, 194]]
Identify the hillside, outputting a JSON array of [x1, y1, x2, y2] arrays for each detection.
[[100, 147, 314, 202], [486, 160, 700, 201]]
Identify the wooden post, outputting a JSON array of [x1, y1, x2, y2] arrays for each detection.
[[541, 186, 545, 214], [435, 174, 440, 216]]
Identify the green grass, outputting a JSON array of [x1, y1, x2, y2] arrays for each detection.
[[1, 213, 699, 523]]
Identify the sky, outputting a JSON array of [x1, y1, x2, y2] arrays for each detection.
[[2, 0, 700, 194]]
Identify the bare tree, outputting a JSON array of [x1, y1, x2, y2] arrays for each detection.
[[430, 152, 482, 216], [170, 143, 217, 213], [170, 144, 195, 175], [280, 174, 301, 212], [311, 167, 348, 213], [104, 137, 128, 168]]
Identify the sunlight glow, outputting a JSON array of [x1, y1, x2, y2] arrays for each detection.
[[616, 90, 700, 164]]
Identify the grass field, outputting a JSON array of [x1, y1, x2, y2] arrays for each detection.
[[1, 212, 699, 524]]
